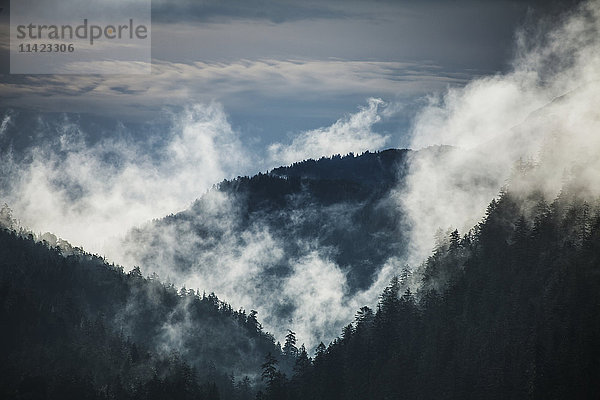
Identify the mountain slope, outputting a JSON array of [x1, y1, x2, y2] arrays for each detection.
[[0, 227, 279, 399], [121, 149, 412, 345], [257, 182, 600, 399]]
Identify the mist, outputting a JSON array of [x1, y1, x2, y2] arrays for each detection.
[[268, 98, 390, 165], [0, 98, 391, 257], [2, 0, 598, 353], [0, 98, 395, 349], [118, 185, 401, 350], [400, 0, 600, 267]]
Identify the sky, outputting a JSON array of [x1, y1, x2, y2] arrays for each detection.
[[1, 0, 579, 246], [0, 0, 580, 150]]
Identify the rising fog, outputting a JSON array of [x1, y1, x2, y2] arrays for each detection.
[[0, 97, 395, 348], [1, 0, 599, 350], [400, 0, 600, 266]]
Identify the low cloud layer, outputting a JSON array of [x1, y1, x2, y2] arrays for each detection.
[[0, 60, 467, 122], [0, 93, 398, 349], [268, 98, 389, 165], [119, 187, 400, 350], [1, 103, 248, 254], [400, 0, 600, 266], [0, 96, 392, 257]]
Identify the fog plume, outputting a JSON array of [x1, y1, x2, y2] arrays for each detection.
[[0, 98, 395, 348], [121, 187, 400, 350], [268, 98, 389, 165], [400, 0, 600, 266], [0, 97, 391, 259], [0, 103, 247, 255]]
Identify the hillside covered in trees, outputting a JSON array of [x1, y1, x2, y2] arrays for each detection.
[[121, 149, 415, 344], [3, 150, 600, 400], [254, 181, 600, 399], [0, 224, 286, 399], [125, 149, 411, 290]]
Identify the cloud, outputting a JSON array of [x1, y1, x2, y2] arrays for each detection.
[[0, 59, 469, 122], [268, 98, 390, 164], [122, 100, 407, 351], [4, 0, 598, 354], [282, 251, 348, 345], [4, 0, 595, 364], [399, 0, 600, 266], [0, 110, 11, 137], [0, 94, 398, 265], [0, 96, 407, 351], [151, 0, 351, 23], [1, 102, 248, 256], [120, 190, 402, 350]]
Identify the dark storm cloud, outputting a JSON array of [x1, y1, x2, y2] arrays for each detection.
[[148, 0, 584, 74], [110, 86, 145, 95], [152, 0, 352, 23], [0, 0, 8, 75], [150, 0, 583, 24]]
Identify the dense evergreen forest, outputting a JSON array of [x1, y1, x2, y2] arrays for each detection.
[[2, 151, 600, 399], [0, 222, 285, 399], [126, 149, 411, 290], [256, 184, 600, 399]]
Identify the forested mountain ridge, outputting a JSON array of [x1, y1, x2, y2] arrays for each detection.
[[268, 149, 409, 190], [121, 149, 415, 344], [4, 146, 600, 399], [255, 180, 600, 399], [0, 226, 281, 400], [132, 148, 410, 259]]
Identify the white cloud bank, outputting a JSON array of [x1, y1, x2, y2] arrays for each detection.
[[268, 97, 389, 165], [1, 103, 247, 255], [0, 59, 468, 122], [0, 96, 393, 259], [400, 0, 600, 266]]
